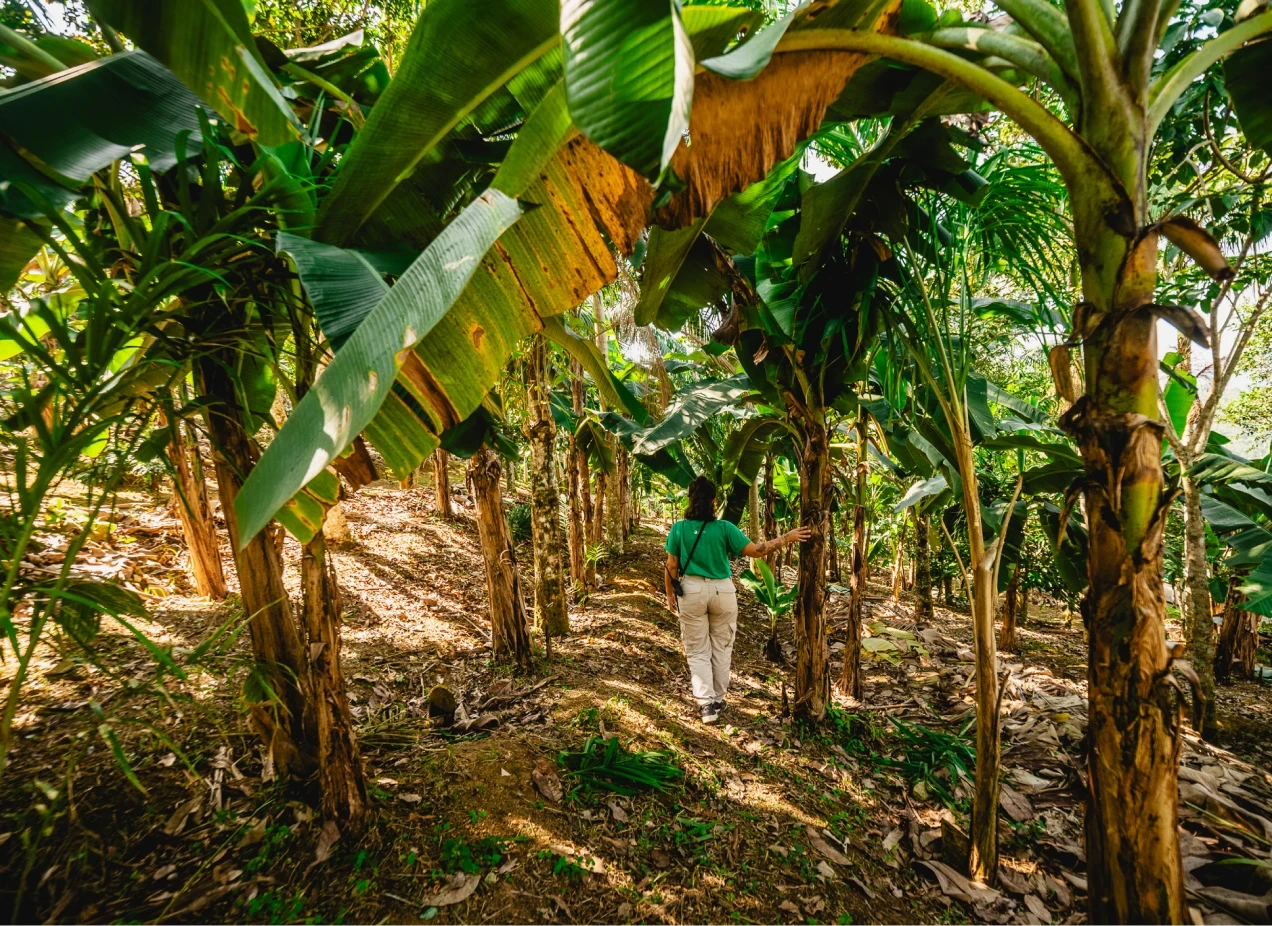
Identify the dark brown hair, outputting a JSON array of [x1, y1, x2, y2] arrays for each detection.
[[685, 476, 717, 522]]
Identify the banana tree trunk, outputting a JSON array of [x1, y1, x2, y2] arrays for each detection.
[[606, 446, 624, 554], [197, 357, 314, 780], [469, 448, 532, 667], [914, 511, 934, 623], [525, 336, 569, 637], [838, 413, 868, 700], [793, 412, 830, 722], [891, 517, 906, 601], [748, 479, 761, 542], [165, 404, 227, 599], [566, 431, 588, 594], [1216, 572, 1257, 683], [432, 449, 453, 519], [763, 452, 779, 571], [998, 565, 1020, 652], [1064, 149, 1185, 922], [301, 531, 367, 831], [1181, 474, 1217, 737], [619, 446, 633, 538], [592, 468, 607, 546], [827, 515, 841, 582]]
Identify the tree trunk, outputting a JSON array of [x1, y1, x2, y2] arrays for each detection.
[[1216, 573, 1258, 683], [914, 511, 934, 623], [524, 336, 569, 637], [618, 446, 632, 539], [792, 414, 830, 722], [891, 516, 905, 602], [197, 357, 313, 780], [432, 449, 453, 519], [1181, 475, 1217, 738], [605, 444, 624, 554], [827, 515, 841, 582], [763, 452, 778, 571], [301, 532, 366, 832], [592, 468, 607, 547], [949, 424, 999, 884], [165, 404, 227, 599], [999, 565, 1020, 652], [1063, 157, 1184, 923], [748, 479, 761, 542], [566, 431, 588, 595], [838, 411, 868, 701], [469, 449, 532, 667]]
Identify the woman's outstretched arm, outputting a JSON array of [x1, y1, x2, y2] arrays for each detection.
[[741, 525, 812, 559]]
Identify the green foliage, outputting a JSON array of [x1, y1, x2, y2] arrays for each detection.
[[507, 502, 532, 542], [558, 735, 683, 796], [876, 718, 974, 806]]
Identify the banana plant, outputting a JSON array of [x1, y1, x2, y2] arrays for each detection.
[[777, 0, 1272, 908], [739, 558, 797, 664]]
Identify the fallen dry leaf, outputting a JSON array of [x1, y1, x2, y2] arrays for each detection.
[[312, 820, 340, 867], [806, 825, 850, 865], [1024, 893, 1052, 924], [608, 801, 629, 823], [532, 758, 564, 803], [162, 795, 202, 836], [915, 859, 1001, 904], [430, 871, 480, 907]]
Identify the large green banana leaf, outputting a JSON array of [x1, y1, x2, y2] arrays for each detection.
[[633, 218, 715, 329], [235, 189, 526, 545], [0, 50, 208, 288], [0, 51, 204, 218], [277, 230, 647, 460], [720, 417, 791, 490], [314, 0, 561, 245], [1226, 35, 1272, 156], [561, 0, 694, 178], [89, 0, 299, 145], [628, 374, 753, 456]]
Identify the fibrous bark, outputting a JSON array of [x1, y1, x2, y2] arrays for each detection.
[[1182, 475, 1218, 737], [198, 356, 314, 780], [165, 404, 226, 599], [301, 532, 366, 832], [838, 411, 868, 701], [792, 413, 830, 722], [763, 452, 779, 571], [998, 565, 1020, 652], [891, 517, 905, 602], [605, 444, 624, 555], [913, 511, 934, 624], [432, 449, 453, 519], [1216, 573, 1258, 683], [1061, 199, 1185, 919], [469, 448, 532, 667], [524, 336, 569, 637]]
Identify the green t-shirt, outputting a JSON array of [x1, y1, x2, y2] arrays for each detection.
[[665, 519, 751, 580]]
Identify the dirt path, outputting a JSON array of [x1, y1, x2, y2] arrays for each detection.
[[4, 473, 1272, 925]]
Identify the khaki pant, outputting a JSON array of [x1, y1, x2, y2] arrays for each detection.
[[677, 576, 738, 705]]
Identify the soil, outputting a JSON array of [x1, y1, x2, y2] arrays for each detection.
[[3, 465, 1272, 925]]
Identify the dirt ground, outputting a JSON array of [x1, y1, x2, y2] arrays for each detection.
[[3, 467, 1272, 925]]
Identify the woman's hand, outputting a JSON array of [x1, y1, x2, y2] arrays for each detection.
[[666, 594, 678, 613], [786, 525, 813, 544]]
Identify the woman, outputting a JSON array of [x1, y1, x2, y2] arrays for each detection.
[[664, 476, 811, 724]]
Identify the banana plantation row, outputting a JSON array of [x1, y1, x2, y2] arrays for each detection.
[[2, 0, 1271, 923]]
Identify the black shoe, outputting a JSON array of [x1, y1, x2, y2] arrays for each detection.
[[712, 699, 726, 716], [700, 702, 720, 724]]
